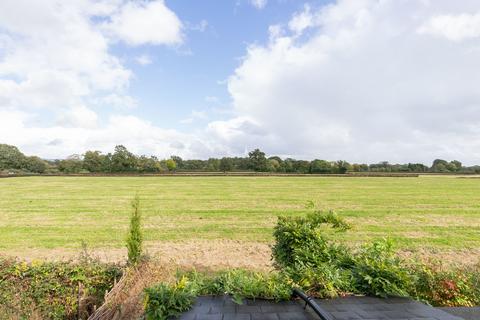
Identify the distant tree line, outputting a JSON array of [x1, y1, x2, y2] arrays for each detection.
[[1, 143, 479, 175]]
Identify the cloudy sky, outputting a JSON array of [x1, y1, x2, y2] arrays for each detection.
[[1, 0, 480, 164]]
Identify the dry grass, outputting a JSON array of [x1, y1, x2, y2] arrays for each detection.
[[3, 240, 273, 270]]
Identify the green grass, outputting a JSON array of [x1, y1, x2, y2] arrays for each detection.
[[0, 176, 479, 252]]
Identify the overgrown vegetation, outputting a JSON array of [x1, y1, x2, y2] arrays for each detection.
[[272, 210, 480, 306], [0, 258, 121, 319], [126, 195, 143, 265], [144, 280, 195, 320], [412, 263, 480, 307], [144, 270, 292, 320]]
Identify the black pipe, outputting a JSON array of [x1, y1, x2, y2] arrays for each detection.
[[292, 288, 335, 320]]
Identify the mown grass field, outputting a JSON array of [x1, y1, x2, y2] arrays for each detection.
[[0, 176, 479, 258]]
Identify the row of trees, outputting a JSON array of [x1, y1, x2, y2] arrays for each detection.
[[1, 143, 479, 174], [0, 144, 48, 173]]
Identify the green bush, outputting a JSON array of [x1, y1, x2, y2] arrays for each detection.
[[272, 211, 414, 299], [411, 263, 480, 306], [352, 240, 414, 297], [144, 269, 292, 317], [0, 258, 121, 319], [189, 269, 292, 303], [126, 195, 143, 265], [144, 277, 196, 320], [272, 210, 479, 306], [272, 210, 351, 269]]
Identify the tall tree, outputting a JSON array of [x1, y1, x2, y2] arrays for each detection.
[[83, 151, 104, 172], [310, 159, 332, 174], [0, 144, 26, 170], [111, 145, 137, 172], [219, 157, 234, 172], [248, 148, 268, 172], [58, 155, 83, 173], [24, 156, 47, 173]]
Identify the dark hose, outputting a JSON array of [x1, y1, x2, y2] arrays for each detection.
[[292, 288, 335, 320]]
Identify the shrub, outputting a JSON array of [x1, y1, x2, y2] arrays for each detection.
[[272, 210, 351, 269], [126, 195, 143, 265], [272, 210, 479, 306], [272, 211, 415, 299], [351, 240, 414, 297], [144, 277, 196, 320], [411, 263, 480, 306], [197, 269, 292, 303], [144, 270, 292, 317], [0, 258, 121, 319]]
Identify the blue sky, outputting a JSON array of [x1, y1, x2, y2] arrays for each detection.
[[1, 0, 480, 164], [121, 0, 326, 129]]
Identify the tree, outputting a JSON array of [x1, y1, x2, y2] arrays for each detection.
[[219, 157, 233, 172], [166, 159, 177, 172], [24, 156, 47, 173], [170, 156, 183, 170], [137, 155, 161, 173], [83, 150, 104, 172], [333, 160, 351, 174], [206, 158, 220, 171], [126, 195, 143, 265], [407, 163, 427, 172], [0, 144, 26, 170], [310, 159, 332, 174], [293, 160, 310, 173], [283, 158, 295, 173], [111, 145, 137, 172], [267, 159, 281, 172], [268, 156, 284, 172], [58, 155, 83, 173], [447, 160, 462, 172], [248, 149, 268, 172], [431, 159, 448, 172]]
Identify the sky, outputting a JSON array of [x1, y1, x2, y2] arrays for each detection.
[[1, 0, 480, 164]]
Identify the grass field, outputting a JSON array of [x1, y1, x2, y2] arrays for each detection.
[[0, 176, 479, 263]]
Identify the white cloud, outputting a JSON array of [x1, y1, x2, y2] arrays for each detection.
[[288, 5, 314, 35], [180, 110, 208, 124], [103, 0, 183, 46], [0, 0, 202, 159], [135, 54, 153, 66], [0, 109, 211, 159], [250, 0, 267, 10], [95, 93, 138, 109], [56, 105, 98, 129], [2, 0, 480, 164], [418, 12, 480, 41], [224, 0, 480, 164]]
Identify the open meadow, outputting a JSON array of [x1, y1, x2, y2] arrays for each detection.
[[0, 176, 479, 268]]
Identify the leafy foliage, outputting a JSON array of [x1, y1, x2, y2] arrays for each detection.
[[411, 263, 480, 306], [144, 277, 196, 320], [186, 269, 292, 303], [144, 269, 292, 318], [126, 195, 143, 265], [351, 240, 414, 297], [0, 143, 48, 173], [272, 210, 351, 270], [0, 258, 121, 319], [272, 209, 480, 306], [273, 210, 415, 298]]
